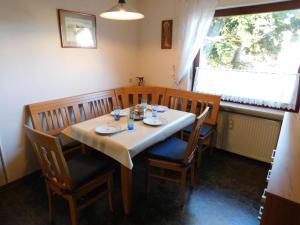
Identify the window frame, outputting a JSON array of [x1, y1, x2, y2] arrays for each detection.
[[192, 0, 300, 113]]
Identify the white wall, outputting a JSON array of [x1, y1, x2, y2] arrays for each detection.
[[0, 0, 140, 183], [137, 0, 178, 88]]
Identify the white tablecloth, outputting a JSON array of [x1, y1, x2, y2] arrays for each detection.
[[61, 109, 195, 169]]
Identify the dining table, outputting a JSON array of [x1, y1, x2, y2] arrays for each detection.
[[61, 107, 196, 214]]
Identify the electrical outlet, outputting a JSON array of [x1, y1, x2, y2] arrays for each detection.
[[129, 78, 133, 83]]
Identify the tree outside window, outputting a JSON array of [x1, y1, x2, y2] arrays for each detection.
[[202, 9, 300, 73]]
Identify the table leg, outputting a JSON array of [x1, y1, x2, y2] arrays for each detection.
[[120, 165, 132, 215]]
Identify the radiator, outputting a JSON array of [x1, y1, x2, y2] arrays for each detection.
[[216, 111, 282, 163]]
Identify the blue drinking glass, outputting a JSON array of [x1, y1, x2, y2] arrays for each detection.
[[113, 106, 121, 121], [127, 119, 134, 130], [127, 109, 135, 130], [152, 104, 158, 117]]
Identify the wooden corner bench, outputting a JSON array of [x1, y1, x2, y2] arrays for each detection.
[[26, 86, 221, 158]]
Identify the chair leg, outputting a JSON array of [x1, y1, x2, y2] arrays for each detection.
[[107, 174, 114, 212], [179, 169, 187, 207], [46, 183, 55, 224], [81, 144, 86, 154], [145, 161, 150, 194], [196, 143, 204, 168], [160, 167, 165, 177], [67, 196, 78, 225], [190, 161, 196, 188], [209, 130, 217, 155], [180, 130, 184, 140]]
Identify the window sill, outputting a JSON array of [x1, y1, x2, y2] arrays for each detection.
[[220, 101, 285, 121]]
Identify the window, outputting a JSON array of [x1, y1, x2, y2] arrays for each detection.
[[193, 8, 300, 111]]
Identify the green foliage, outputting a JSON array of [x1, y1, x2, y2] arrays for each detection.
[[203, 10, 300, 71]]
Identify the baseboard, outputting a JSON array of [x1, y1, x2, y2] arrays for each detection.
[[214, 148, 270, 166], [0, 142, 8, 186], [0, 170, 41, 193]]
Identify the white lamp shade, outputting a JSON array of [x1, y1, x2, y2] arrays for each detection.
[[100, 1, 144, 20]]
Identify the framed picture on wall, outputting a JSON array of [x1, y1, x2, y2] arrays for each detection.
[[161, 20, 173, 49], [58, 9, 97, 48]]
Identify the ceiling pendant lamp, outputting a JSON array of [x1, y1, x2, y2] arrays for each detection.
[[100, 0, 144, 20]]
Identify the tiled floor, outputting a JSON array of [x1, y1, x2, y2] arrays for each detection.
[[0, 150, 268, 225]]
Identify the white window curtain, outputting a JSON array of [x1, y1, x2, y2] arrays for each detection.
[[175, 0, 217, 85], [194, 68, 300, 110]]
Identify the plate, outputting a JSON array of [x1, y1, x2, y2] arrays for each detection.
[[157, 105, 169, 112], [148, 105, 169, 112], [110, 110, 128, 117], [95, 125, 121, 134], [143, 117, 164, 126]]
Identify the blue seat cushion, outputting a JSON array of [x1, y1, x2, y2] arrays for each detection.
[[67, 154, 113, 189], [183, 123, 215, 137], [147, 137, 187, 163]]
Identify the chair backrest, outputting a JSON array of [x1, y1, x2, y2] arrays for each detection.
[[164, 88, 221, 125], [115, 86, 167, 108], [24, 125, 72, 190], [27, 89, 117, 136], [183, 107, 210, 164]]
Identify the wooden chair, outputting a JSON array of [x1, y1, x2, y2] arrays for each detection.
[[27, 98, 83, 156], [146, 107, 209, 206], [114, 86, 167, 108], [164, 88, 221, 166], [24, 125, 114, 225]]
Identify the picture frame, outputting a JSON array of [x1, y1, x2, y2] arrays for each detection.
[[58, 9, 97, 48], [161, 20, 173, 49]]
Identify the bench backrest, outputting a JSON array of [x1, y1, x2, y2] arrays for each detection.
[[27, 87, 220, 135], [78, 90, 117, 120], [27, 89, 117, 136], [115, 86, 167, 108], [163, 88, 221, 125]]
